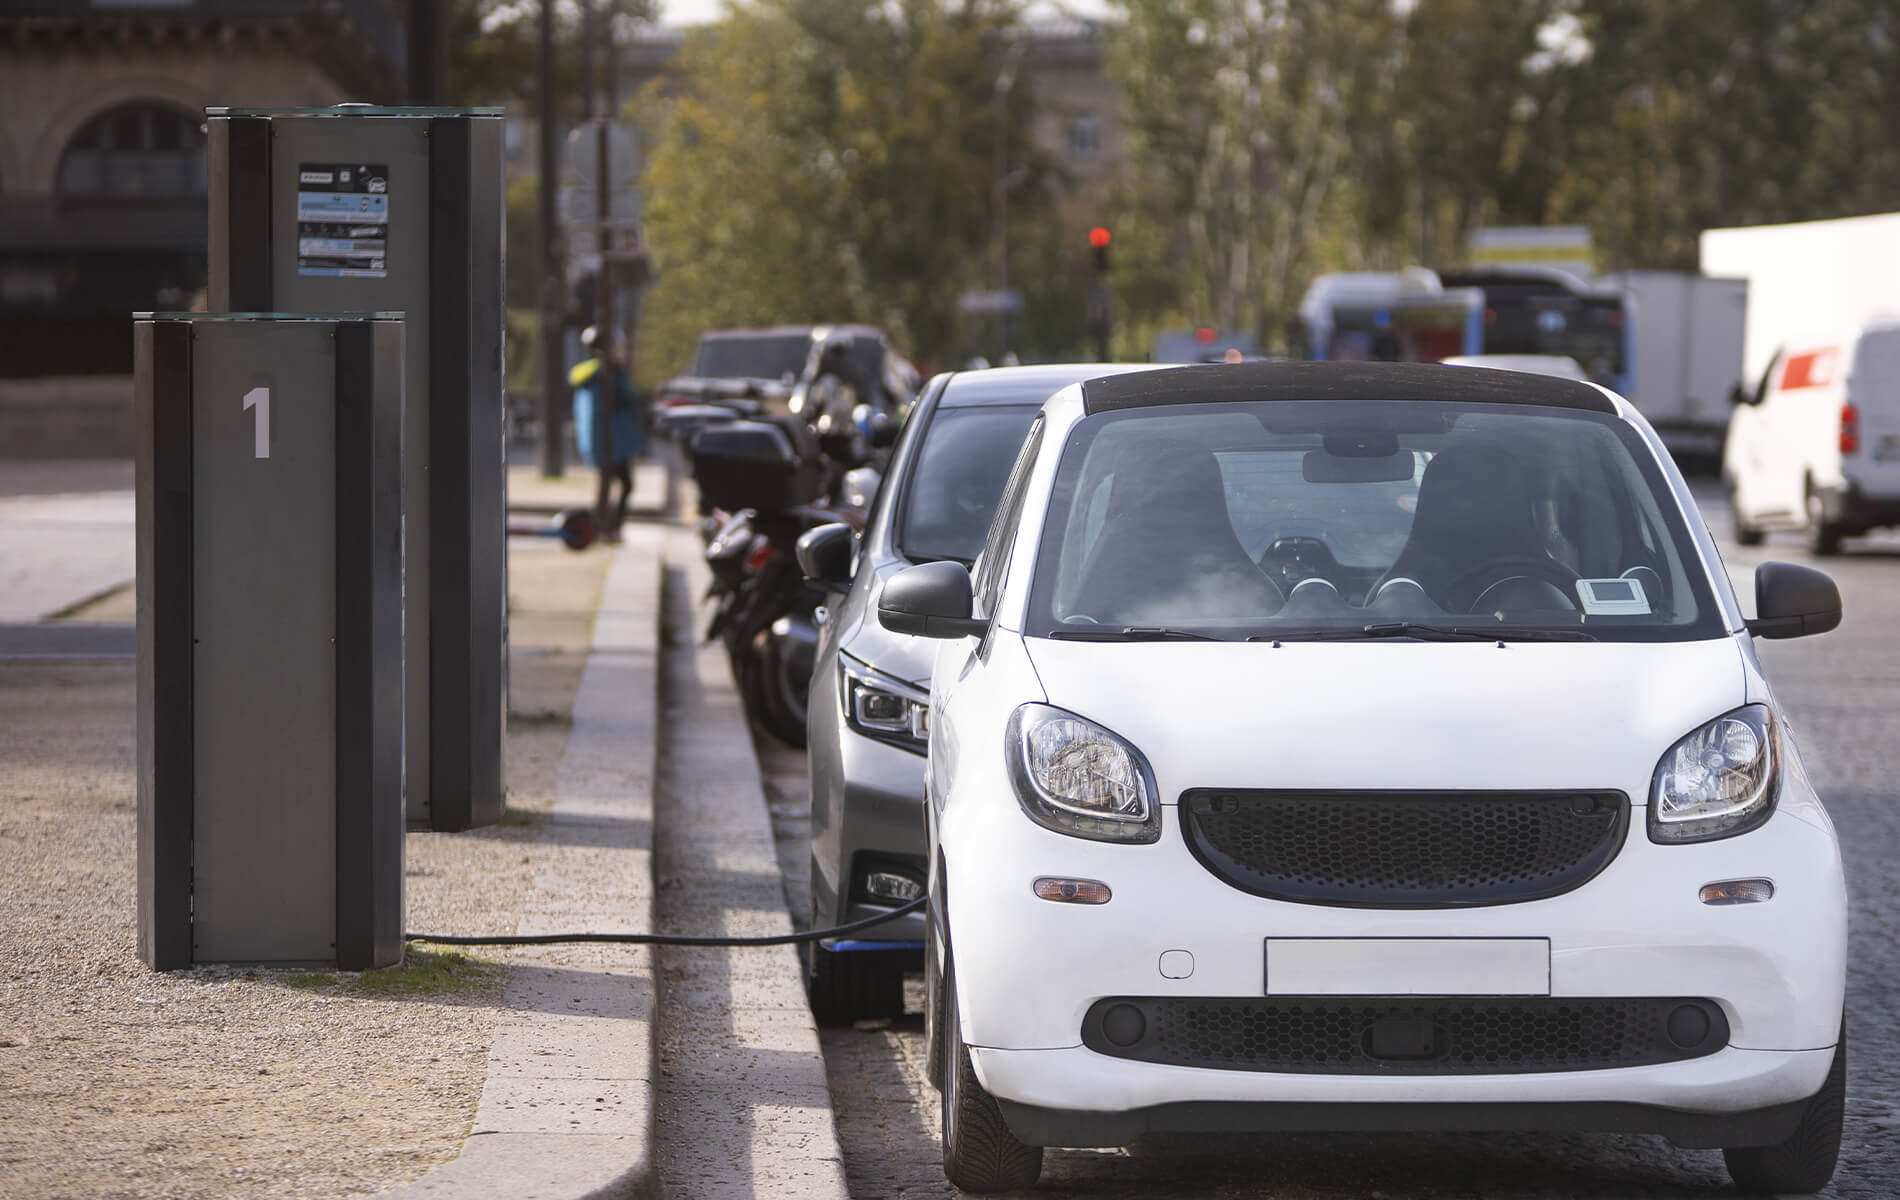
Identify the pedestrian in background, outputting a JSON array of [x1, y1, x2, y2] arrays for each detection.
[[570, 326, 645, 538]]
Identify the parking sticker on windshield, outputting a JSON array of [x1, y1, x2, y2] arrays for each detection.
[[1577, 577, 1651, 615], [296, 163, 389, 278]]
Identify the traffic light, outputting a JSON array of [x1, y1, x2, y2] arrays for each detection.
[[1086, 227, 1113, 360]]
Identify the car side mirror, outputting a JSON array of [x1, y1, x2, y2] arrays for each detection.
[[878, 561, 986, 639], [795, 522, 856, 591], [1746, 561, 1841, 639]]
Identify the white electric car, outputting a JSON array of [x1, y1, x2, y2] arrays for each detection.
[[878, 361, 1848, 1195]]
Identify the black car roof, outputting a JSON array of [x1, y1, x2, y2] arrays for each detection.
[[940, 364, 1155, 409], [1079, 360, 1616, 415]]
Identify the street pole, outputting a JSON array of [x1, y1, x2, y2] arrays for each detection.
[[406, 0, 445, 104], [586, 0, 617, 536], [537, 0, 565, 477], [990, 39, 1025, 363]]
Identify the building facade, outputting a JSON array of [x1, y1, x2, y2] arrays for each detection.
[[0, 0, 405, 380]]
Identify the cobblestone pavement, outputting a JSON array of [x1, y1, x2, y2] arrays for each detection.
[[758, 488, 1900, 1199]]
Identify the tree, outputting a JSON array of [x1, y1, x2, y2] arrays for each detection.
[[1103, 0, 1402, 351], [638, 0, 1029, 378], [1543, 0, 1900, 269]]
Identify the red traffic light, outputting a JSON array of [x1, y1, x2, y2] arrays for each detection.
[[1088, 226, 1112, 249], [1194, 326, 1218, 344]]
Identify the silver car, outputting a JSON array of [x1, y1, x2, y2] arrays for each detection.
[[795, 364, 1159, 1021]]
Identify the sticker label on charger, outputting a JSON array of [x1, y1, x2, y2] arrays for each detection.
[[296, 162, 389, 278], [1577, 577, 1651, 615]]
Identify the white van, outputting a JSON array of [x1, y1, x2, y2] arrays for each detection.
[[1725, 322, 1900, 552]]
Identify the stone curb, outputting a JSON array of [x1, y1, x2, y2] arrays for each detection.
[[380, 525, 663, 1200]]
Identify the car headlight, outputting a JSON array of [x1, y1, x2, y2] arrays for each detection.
[[1649, 704, 1779, 843], [1006, 704, 1160, 844], [841, 656, 929, 755]]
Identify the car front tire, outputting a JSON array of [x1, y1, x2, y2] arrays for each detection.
[[938, 948, 1042, 1193], [1722, 1022, 1846, 1195], [1805, 488, 1844, 556], [1730, 484, 1765, 546]]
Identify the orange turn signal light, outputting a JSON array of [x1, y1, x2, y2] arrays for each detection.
[[1033, 877, 1112, 905], [1700, 878, 1775, 905]]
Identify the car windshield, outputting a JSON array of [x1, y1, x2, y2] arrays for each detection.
[[898, 405, 1040, 565], [690, 333, 811, 380], [1024, 399, 1723, 642]]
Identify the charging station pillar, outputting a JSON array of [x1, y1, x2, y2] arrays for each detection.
[[206, 106, 506, 832], [135, 314, 405, 970]]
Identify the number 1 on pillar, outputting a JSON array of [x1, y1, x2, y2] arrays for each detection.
[[242, 386, 270, 459]]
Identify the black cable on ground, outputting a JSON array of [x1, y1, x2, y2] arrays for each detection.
[[405, 896, 926, 948]]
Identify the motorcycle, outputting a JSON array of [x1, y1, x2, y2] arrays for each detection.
[[663, 402, 885, 748]]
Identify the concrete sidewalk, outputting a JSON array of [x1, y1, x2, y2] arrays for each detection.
[[0, 491, 850, 1196], [382, 524, 849, 1199], [507, 459, 668, 519], [0, 466, 133, 622]]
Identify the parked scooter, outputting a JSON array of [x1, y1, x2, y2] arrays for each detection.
[[662, 403, 889, 747]]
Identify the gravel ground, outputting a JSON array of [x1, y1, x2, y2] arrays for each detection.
[[0, 538, 613, 1200]]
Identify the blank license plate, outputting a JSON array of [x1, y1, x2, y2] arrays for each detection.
[[1265, 938, 1550, 996]]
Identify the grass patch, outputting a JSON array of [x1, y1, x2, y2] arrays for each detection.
[[268, 948, 505, 999], [281, 972, 336, 990], [354, 948, 506, 998], [496, 804, 541, 827]]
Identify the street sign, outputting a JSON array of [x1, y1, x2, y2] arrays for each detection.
[[1468, 226, 1595, 277], [958, 289, 1024, 316], [560, 120, 642, 225]]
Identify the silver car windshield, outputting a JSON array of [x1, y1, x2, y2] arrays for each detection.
[[1024, 400, 1723, 642], [897, 405, 1039, 565]]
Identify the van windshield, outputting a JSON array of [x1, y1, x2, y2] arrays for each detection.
[[1024, 400, 1723, 642]]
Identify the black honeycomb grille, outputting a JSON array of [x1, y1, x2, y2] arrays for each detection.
[[1082, 996, 1728, 1075], [1182, 790, 1628, 907]]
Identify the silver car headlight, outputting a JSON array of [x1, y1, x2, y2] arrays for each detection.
[[1006, 704, 1160, 844], [841, 656, 928, 755], [1648, 704, 1779, 843]]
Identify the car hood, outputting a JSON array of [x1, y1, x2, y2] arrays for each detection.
[[837, 561, 941, 688], [1020, 635, 1748, 800]]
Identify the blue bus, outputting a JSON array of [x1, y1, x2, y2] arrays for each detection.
[[1301, 266, 1632, 395]]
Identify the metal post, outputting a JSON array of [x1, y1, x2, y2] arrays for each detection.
[[588, 0, 616, 536], [407, 0, 446, 105], [537, 0, 565, 477], [991, 39, 1025, 363]]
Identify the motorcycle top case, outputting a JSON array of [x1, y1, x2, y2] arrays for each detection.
[[690, 416, 826, 512]]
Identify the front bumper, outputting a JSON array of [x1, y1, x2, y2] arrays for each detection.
[[943, 799, 1845, 1122], [811, 710, 929, 945], [1819, 478, 1900, 531], [980, 1044, 1828, 1149]]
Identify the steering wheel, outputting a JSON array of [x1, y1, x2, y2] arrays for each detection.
[[1441, 557, 1581, 615], [1258, 536, 1338, 589]]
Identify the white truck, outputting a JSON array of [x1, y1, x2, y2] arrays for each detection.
[[1702, 211, 1900, 395], [1702, 212, 1900, 551], [1595, 270, 1747, 466]]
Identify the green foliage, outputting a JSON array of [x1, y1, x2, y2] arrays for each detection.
[[1103, 0, 1900, 345], [1544, 0, 1900, 269], [1105, 0, 1402, 344], [639, 0, 1028, 376]]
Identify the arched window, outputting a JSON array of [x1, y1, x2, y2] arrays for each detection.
[[58, 104, 205, 198]]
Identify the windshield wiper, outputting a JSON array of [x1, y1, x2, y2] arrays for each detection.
[[1251, 622, 1596, 644], [1049, 626, 1222, 642], [904, 553, 975, 569]]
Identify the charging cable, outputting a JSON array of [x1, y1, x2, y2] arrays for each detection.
[[405, 895, 925, 948]]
